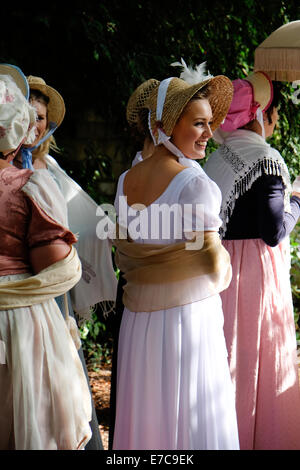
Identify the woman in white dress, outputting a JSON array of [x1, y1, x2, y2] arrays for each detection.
[[112, 61, 240, 450]]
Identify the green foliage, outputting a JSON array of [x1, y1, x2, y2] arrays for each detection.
[[75, 0, 300, 173], [79, 310, 113, 370], [270, 83, 300, 181], [80, 1, 299, 117], [57, 141, 115, 205]]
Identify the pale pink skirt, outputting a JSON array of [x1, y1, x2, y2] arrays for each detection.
[[222, 238, 300, 450]]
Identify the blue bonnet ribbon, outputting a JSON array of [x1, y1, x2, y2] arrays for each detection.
[[21, 121, 57, 170]]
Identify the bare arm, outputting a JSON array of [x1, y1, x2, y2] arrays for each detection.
[[29, 242, 71, 274]]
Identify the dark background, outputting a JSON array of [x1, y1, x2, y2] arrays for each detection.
[[2, 1, 300, 201]]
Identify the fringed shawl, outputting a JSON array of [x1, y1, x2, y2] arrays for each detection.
[[204, 129, 292, 238]]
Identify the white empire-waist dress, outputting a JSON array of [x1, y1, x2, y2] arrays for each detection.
[[112, 160, 239, 450]]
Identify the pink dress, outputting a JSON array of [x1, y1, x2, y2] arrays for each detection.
[[0, 166, 92, 450], [204, 130, 300, 449], [221, 238, 300, 450]]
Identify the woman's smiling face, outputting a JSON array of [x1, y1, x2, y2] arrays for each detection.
[[171, 98, 213, 160]]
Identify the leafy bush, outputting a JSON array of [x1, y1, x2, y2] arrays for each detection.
[[80, 309, 114, 370]]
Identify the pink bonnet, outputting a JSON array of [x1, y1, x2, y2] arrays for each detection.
[[220, 72, 273, 132]]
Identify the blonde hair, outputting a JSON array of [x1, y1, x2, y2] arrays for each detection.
[[32, 134, 61, 161]]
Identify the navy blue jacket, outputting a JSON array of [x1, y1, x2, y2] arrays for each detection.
[[224, 174, 300, 247]]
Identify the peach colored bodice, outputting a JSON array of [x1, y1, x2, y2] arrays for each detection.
[[0, 166, 76, 275]]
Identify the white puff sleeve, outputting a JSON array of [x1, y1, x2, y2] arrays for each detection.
[[179, 173, 222, 233]]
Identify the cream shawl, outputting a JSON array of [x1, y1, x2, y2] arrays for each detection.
[[114, 231, 232, 312], [0, 246, 81, 310]]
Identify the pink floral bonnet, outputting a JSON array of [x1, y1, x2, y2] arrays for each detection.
[[0, 66, 36, 154]]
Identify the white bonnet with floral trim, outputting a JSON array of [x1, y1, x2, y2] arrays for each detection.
[[0, 74, 36, 153]]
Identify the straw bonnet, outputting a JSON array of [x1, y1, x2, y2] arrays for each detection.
[[0, 71, 36, 153], [27, 75, 66, 127], [127, 66, 233, 147], [220, 71, 273, 132], [148, 76, 233, 143], [127, 78, 160, 133], [244, 71, 273, 112]]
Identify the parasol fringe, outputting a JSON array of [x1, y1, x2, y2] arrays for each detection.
[[255, 48, 300, 81]]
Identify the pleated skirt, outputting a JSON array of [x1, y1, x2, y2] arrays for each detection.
[[113, 294, 239, 450]]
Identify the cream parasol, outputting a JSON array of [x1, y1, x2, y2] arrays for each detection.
[[254, 20, 300, 82]]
